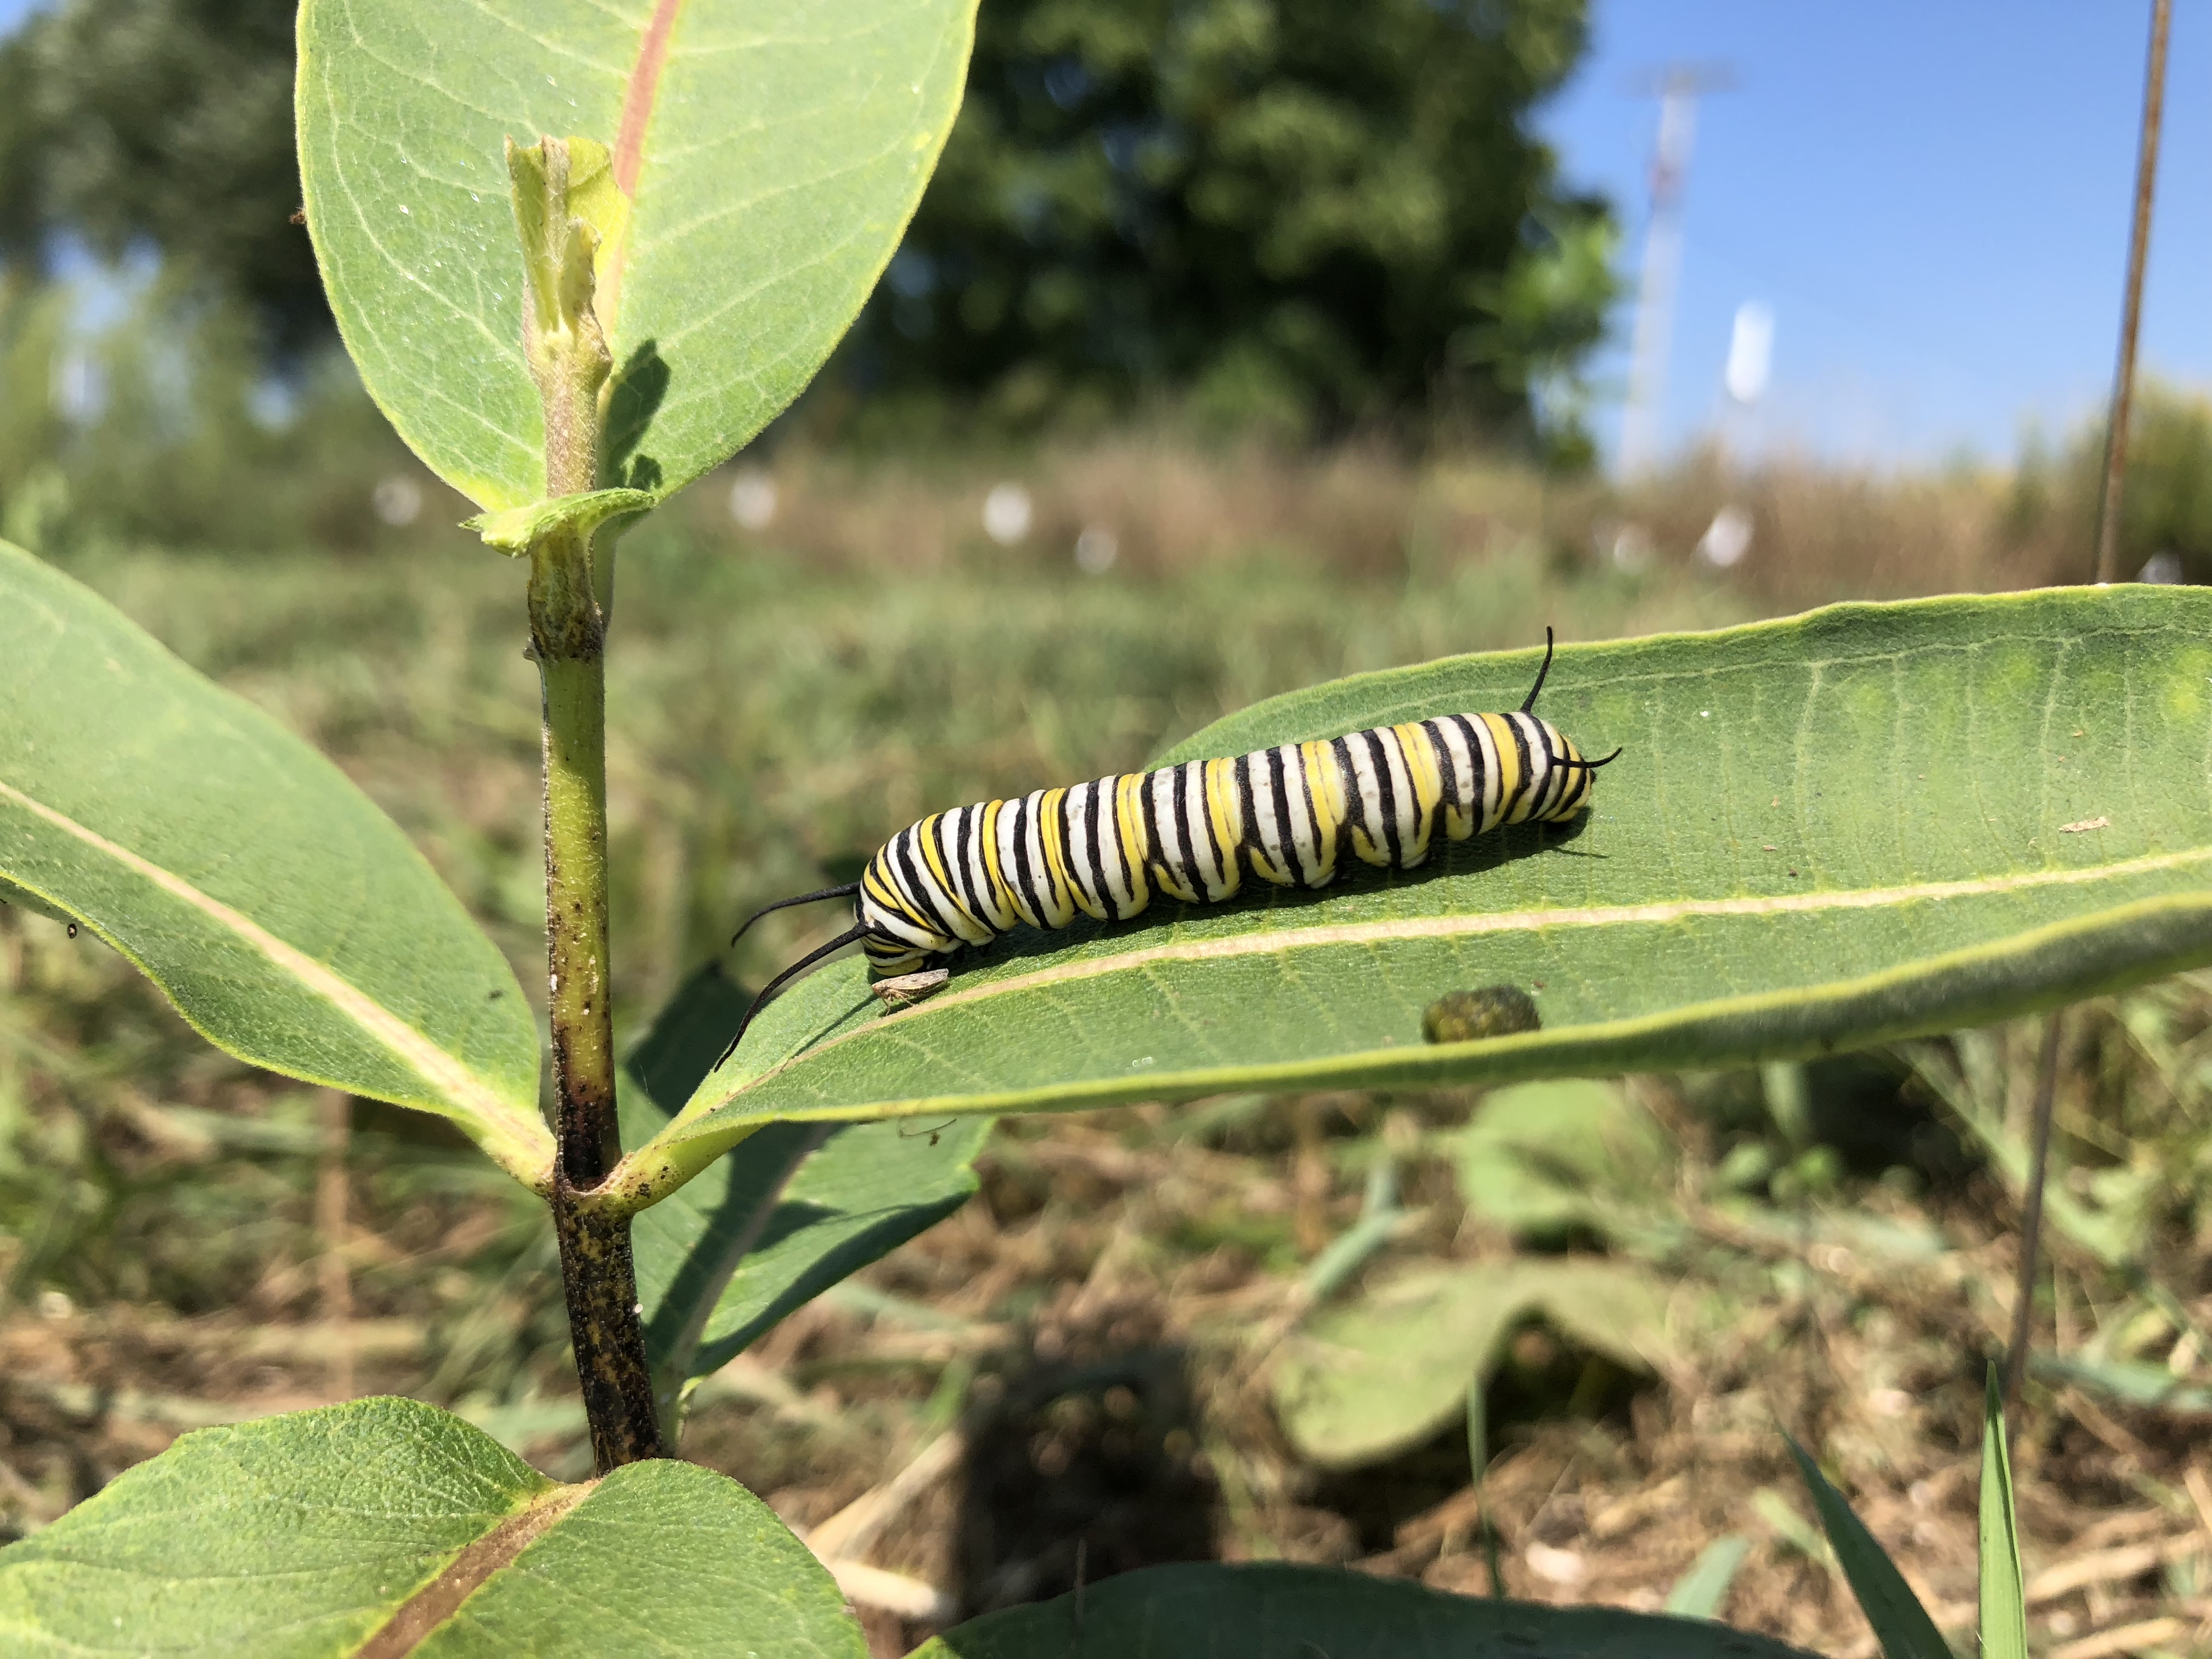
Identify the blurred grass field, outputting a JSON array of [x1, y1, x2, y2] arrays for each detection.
[[5, 444, 2212, 1655]]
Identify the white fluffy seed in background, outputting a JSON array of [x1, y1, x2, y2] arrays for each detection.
[[727, 467, 777, 531], [983, 482, 1033, 545]]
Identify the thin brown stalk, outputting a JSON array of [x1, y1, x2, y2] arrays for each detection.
[[2092, 0, 2171, 584]]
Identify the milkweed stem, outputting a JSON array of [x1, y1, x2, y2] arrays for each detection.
[[514, 133, 663, 1470]]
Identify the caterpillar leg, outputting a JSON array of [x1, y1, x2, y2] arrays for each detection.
[[873, 967, 951, 1009]]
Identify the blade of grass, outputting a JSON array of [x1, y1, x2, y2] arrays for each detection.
[[1784, 1434, 1951, 1659], [1664, 1533, 1750, 1620], [2029, 1351, 2212, 1415], [1467, 1380, 1502, 1598], [1301, 1144, 1403, 1304], [1752, 1488, 1833, 1571], [1979, 1367, 2029, 1659]]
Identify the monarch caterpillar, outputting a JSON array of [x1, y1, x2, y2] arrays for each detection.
[[719, 631, 1618, 1064]]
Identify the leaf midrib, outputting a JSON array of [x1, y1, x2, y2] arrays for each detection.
[[354, 1482, 585, 1659], [598, 0, 682, 342], [698, 843, 2210, 1110], [613, 0, 681, 195], [0, 775, 550, 1175]]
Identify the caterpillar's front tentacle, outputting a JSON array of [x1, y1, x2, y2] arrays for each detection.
[[716, 923, 867, 1068]]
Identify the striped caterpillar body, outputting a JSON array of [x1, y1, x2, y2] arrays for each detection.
[[721, 632, 1617, 1063], [860, 706, 1596, 974]]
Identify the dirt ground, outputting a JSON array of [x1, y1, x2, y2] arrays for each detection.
[[5, 1051, 2209, 1659]]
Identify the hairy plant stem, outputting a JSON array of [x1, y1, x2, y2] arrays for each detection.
[[513, 133, 663, 1469], [532, 533, 662, 1469]]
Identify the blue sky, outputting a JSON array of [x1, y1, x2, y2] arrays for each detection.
[[1543, 2, 2212, 469], [2, 0, 2198, 470]]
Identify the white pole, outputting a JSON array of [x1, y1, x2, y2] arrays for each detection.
[[1620, 72, 1712, 478]]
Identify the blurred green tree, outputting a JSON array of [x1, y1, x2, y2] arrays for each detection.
[[843, 0, 1616, 445], [2003, 381, 2212, 586], [2110, 387, 2212, 583], [0, 0, 1613, 440], [0, 0, 319, 348]]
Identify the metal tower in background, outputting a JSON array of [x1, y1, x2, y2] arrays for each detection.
[[1620, 64, 1732, 478]]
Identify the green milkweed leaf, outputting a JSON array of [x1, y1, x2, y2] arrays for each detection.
[[296, 0, 975, 512], [0, 541, 550, 1188], [912, 1561, 1820, 1658], [630, 588, 2212, 1202], [0, 1398, 863, 1657], [1665, 1533, 1752, 1620], [1271, 1259, 1669, 1469], [1449, 1078, 1673, 1240]]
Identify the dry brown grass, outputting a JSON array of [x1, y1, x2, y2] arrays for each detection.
[[675, 433, 2072, 618], [1596, 450, 2071, 605]]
